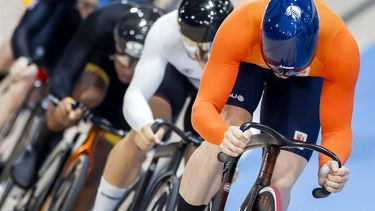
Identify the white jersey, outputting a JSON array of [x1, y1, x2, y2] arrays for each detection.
[[123, 11, 203, 132]]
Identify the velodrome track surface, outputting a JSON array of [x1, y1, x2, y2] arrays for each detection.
[[226, 44, 375, 211]]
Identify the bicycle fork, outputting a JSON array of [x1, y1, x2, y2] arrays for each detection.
[[64, 125, 99, 179], [240, 146, 280, 211]]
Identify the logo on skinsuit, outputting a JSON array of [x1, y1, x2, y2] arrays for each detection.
[[294, 130, 308, 150], [229, 93, 245, 102]]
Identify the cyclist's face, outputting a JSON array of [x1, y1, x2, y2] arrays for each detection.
[[76, 0, 97, 19], [268, 64, 298, 79], [113, 53, 138, 84], [181, 35, 211, 64]]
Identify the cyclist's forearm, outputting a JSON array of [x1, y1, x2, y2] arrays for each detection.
[[123, 89, 154, 132], [319, 130, 352, 167], [48, 74, 73, 101], [11, 1, 54, 58], [11, 26, 33, 59], [191, 101, 228, 144]]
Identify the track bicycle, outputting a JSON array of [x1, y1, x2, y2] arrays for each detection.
[[0, 68, 49, 209], [212, 122, 341, 211], [0, 62, 48, 171], [1, 95, 126, 211], [116, 119, 203, 211]]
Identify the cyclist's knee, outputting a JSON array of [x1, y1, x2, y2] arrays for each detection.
[[73, 70, 108, 108], [149, 95, 172, 120], [272, 178, 293, 196], [119, 131, 147, 158], [221, 104, 252, 125], [183, 145, 197, 165], [197, 141, 222, 164], [271, 151, 306, 197]]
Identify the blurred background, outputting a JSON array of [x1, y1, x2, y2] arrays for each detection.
[[0, 0, 374, 211]]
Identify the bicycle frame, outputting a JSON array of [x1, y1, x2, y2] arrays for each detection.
[[213, 122, 341, 211], [117, 119, 201, 211], [125, 141, 188, 211], [0, 68, 47, 140], [12, 99, 126, 210], [64, 124, 100, 178]]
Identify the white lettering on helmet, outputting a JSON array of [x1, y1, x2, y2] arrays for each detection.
[[286, 6, 302, 20]]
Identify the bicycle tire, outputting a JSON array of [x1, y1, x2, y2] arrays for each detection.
[[22, 144, 71, 211], [250, 186, 282, 211], [0, 177, 16, 207], [47, 153, 89, 211], [116, 181, 139, 211], [142, 176, 179, 211], [0, 108, 37, 170], [0, 177, 30, 211], [0, 113, 43, 208]]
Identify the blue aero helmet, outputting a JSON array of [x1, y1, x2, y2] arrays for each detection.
[[261, 0, 319, 77]]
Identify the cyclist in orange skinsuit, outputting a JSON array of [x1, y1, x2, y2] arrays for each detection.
[[177, 0, 360, 210]]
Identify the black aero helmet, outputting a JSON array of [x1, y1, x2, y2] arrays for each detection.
[[114, 3, 162, 58], [178, 0, 234, 43]]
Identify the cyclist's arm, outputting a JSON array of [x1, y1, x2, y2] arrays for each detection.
[[319, 27, 360, 167], [191, 4, 256, 144], [123, 17, 168, 132], [48, 11, 101, 99], [11, 0, 54, 59]]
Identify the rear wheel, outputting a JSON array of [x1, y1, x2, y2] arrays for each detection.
[[47, 153, 89, 211], [251, 186, 282, 211], [143, 176, 179, 211], [0, 177, 25, 209]]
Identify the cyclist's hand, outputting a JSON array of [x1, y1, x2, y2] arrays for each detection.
[[220, 126, 251, 157], [134, 124, 164, 150], [54, 97, 82, 128], [318, 160, 349, 193], [10, 57, 37, 81]]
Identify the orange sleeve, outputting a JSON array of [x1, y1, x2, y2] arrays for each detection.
[[191, 4, 258, 144], [319, 27, 360, 167]]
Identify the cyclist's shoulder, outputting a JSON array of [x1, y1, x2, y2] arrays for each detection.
[[79, 2, 127, 40], [149, 10, 179, 34], [315, 0, 347, 36], [144, 10, 180, 52], [86, 2, 138, 32], [88, 2, 126, 21], [235, 0, 268, 17]]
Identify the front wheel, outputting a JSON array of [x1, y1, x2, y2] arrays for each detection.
[[251, 186, 282, 211], [47, 153, 89, 211], [115, 181, 139, 211], [142, 176, 179, 211]]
